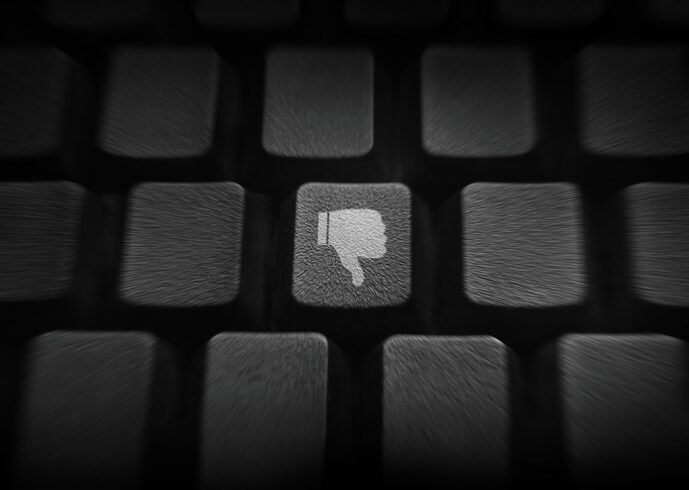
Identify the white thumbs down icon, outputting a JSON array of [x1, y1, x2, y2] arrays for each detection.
[[317, 209, 387, 287]]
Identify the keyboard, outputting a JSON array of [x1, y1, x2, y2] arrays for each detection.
[[1, 1, 689, 489]]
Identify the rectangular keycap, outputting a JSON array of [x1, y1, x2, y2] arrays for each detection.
[[0, 182, 84, 306], [199, 333, 329, 490], [14, 331, 161, 489], [559, 334, 689, 486], [380, 336, 511, 488]]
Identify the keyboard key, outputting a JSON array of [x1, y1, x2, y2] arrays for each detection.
[[194, 0, 300, 29], [118, 182, 265, 329], [439, 183, 587, 332], [498, 0, 605, 26], [0, 48, 71, 161], [559, 334, 689, 485], [580, 46, 689, 157], [14, 331, 162, 489], [345, 0, 450, 28], [277, 183, 432, 342], [0, 182, 85, 307], [645, 0, 689, 24], [421, 46, 536, 158], [624, 183, 689, 308], [41, 0, 153, 30], [199, 333, 329, 490], [263, 47, 373, 159], [380, 336, 511, 487]]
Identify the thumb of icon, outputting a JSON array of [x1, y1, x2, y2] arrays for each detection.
[[337, 248, 365, 287]]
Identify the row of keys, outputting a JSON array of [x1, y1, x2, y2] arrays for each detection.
[[3, 45, 689, 188], [2, 331, 687, 488], [3, 1, 688, 32], [1, 181, 687, 338]]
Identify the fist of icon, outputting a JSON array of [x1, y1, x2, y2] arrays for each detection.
[[317, 209, 387, 286]]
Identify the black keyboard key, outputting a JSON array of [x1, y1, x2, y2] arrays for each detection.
[[98, 48, 230, 185], [498, 0, 605, 26], [579, 46, 689, 158], [0, 48, 71, 163], [41, 0, 153, 30], [263, 47, 373, 159], [345, 0, 450, 29], [623, 183, 689, 311], [0, 182, 85, 314], [559, 334, 689, 485], [439, 183, 587, 333], [194, 0, 300, 29], [276, 183, 432, 343], [421, 46, 536, 159], [14, 331, 162, 489], [380, 335, 511, 487], [200, 333, 330, 490], [118, 182, 265, 329]]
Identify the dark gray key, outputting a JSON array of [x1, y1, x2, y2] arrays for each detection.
[[381, 335, 511, 488], [421, 46, 536, 158], [41, 0, 153, 29], [194, 0, 300, 29], [263, 47, 374, 158], [119, 182, 245, 310], [645, 0, 689, 24], [345, 0, 450, 28], [498, 0, 605, 25], [0, 48, 71, 159], [0, 182, 84, 304], [100, 48, 219, 159], [14, 331, 159, 489], [462, 183, 586, 308], [580, 46, 689, 157], [624, 183, 689, 308], [200, 333, 329, 490], [559, 334, 689, 485]]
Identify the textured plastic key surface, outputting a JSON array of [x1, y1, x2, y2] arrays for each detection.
[[580, 46, 689, 157], [462, 183, 586, 307], [559, 334, 689, 484], [41, 0, 153, 29], [498, 0, 605, 25], [381, 336, 511, 487], [14, 331, 157, 490], [345, 0, 450, 28], [421, 46, 536, 158], [0, 48, 71, 159], [625, 183, 689, 307], [119, 182, 244, 308], [194, 0, 300, 29], [0, 181, 84, 302], [200, 333, 328, 490], [100, 48, 219, 159], [292, 183, 411, 308], [263, 47, 374, 158]]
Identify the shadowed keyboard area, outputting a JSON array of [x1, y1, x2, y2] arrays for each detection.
[[1, 1, 689, 489]]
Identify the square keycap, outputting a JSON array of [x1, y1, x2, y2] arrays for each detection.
[[625, 183, 689, 307], [0, 48, 71, 159], [200, 333, 328, 489], [119, 182, 244, 308], [292, 183, 411, 308], [15, 331, 157, 489], [100, 48, 219, 159], [559, 334, 689, 483], [382, 336, 511, 486], [580, 46, 689, 157], [0, 182, 84, 302], [263, 47, 374, 158], [421, 46, 536, 157], [463, 183, 586, 307]]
